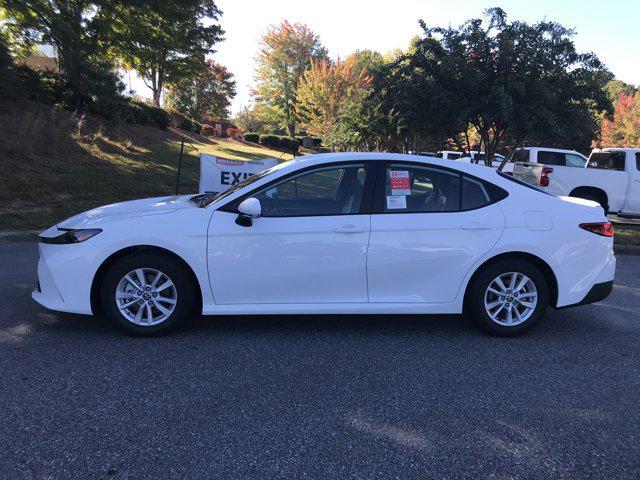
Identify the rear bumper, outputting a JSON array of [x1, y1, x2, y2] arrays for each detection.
[[557, 280, 613, 310]]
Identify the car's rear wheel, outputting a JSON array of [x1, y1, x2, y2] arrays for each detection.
[[100, 252, 196, 336], [466, 259, 549, 337]]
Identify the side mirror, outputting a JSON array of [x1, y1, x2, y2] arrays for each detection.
[[235, 197, 261, 227]]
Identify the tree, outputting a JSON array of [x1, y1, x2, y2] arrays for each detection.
[[253, 20, 327, 136], [295, 56, 371, 139], [97, 0, 223, 106], [165, 59, 235, 121], [1, 0, 122, 105], [380, 8, 611, 164], [233, 105, 265, 133], [604, 79, 637, 107], [600, 92, 640, 147]]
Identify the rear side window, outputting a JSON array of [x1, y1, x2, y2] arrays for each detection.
[[565, 153, 586, 167], [462, 177, 491, 210], [588, 152, 626, 171], [377, 163, 501, 213], [636, 153, 640, 171], [382, 164, 461, 213], [538, 151, 565, 166]]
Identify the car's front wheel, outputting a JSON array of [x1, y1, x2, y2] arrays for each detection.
[[466, 259, 549, 337], [100, 252, 196, 336]]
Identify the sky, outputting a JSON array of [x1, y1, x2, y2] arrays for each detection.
[[130, 0, 640, 115]]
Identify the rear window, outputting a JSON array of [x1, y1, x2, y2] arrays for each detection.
[[537, 151, 566, 166], [512, 149, 530, 162], [588, 152, 626, 171]]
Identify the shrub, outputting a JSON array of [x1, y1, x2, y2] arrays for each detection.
[[259, 134, 281, 148], [227, 127, 243, 138], [244, 132, 260, 143], [201, 124, 216, 136], [280, 136, 300, 153], [167, 109, 201, 133]]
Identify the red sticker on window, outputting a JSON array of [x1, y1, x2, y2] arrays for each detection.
[[390, 171, 411, 195]]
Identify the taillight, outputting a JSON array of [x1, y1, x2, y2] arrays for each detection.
[[579, 222, 614, 237], [540, 167, 553, 187]]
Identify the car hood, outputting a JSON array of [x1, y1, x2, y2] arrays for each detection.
[[50, 195, 197, 231]]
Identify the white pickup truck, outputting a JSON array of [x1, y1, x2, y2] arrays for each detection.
[[501, 147, 587, 173], [512, 148, 640, 216]]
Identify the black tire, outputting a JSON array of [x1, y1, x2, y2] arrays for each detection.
[[100, 252, 196, 336], [466, 259, 549, 337]]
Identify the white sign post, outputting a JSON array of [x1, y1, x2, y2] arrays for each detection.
[[199, 154, 278, 194]]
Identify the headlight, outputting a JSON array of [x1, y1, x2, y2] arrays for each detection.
[[40, 228, 103, 244]]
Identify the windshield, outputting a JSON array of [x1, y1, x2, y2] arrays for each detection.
[[197, 159, 296, 208]]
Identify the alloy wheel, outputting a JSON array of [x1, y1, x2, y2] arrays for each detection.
[[115, 268, 177, 326], [483, 272, 538, 326]]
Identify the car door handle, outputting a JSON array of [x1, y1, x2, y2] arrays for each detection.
[[461, 222, 491, 231], [333, 225, 368, 234]]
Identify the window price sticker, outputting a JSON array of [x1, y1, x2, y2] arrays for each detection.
[[389, 170, 411, 195], [386, 195, 407, 209]]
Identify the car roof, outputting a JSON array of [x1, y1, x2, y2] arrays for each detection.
[[518, 146, 583, 154], [595, 147, 640, 153], [291, 151, 502, 181]]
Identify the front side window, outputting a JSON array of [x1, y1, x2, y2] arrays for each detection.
[[382, 164, 461, 213], [253, 165, 367, 217]]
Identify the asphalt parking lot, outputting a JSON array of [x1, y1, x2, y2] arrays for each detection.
[[1, 242, 639, 480]]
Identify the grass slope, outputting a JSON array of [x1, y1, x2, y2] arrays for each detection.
[[0, 99, 292, 230]]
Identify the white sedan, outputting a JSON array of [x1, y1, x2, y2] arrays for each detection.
[[33, 153, 616, 337]]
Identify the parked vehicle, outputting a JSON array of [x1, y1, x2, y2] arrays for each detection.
[[33, 153, 615, 337], [501, 147, 588, 173], [437, 150, 464, 160], [457, 151, 506, 167], [512, 148, 640, 216]]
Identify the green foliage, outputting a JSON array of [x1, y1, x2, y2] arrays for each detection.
[[604, 79, 637, 107], [253, 20, 328, 136], [2, 0, 124, 108], [243, 133, 260, 143], [279, 136, 299, 153], [91, 98, 170, 129], [258, 134, 281, 148], [96, 0, 223, 106], [168, 109, 202, 133], [234, 105, 266, 133], [258, 134, 299, 152], [372, 8, 612, 162], [165, 59, 236, 121]]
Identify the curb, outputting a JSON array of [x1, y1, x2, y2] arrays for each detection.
[[1, 230, 640, 255], [0, 230, 41, 243]]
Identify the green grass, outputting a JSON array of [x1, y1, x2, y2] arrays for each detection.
[[615, 225, 640, 246], [0, 99, 292, 230]]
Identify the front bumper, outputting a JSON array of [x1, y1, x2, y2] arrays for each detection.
[[31, 240, 100, 315]]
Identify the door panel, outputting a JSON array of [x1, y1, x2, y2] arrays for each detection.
[[367, 204, 505, 303], [208, 211, 370, 304]]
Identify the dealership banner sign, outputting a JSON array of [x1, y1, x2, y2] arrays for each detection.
[[199, 154, 278, 194]]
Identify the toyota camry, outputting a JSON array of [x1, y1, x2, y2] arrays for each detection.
[[33, 153, 615, 336]]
